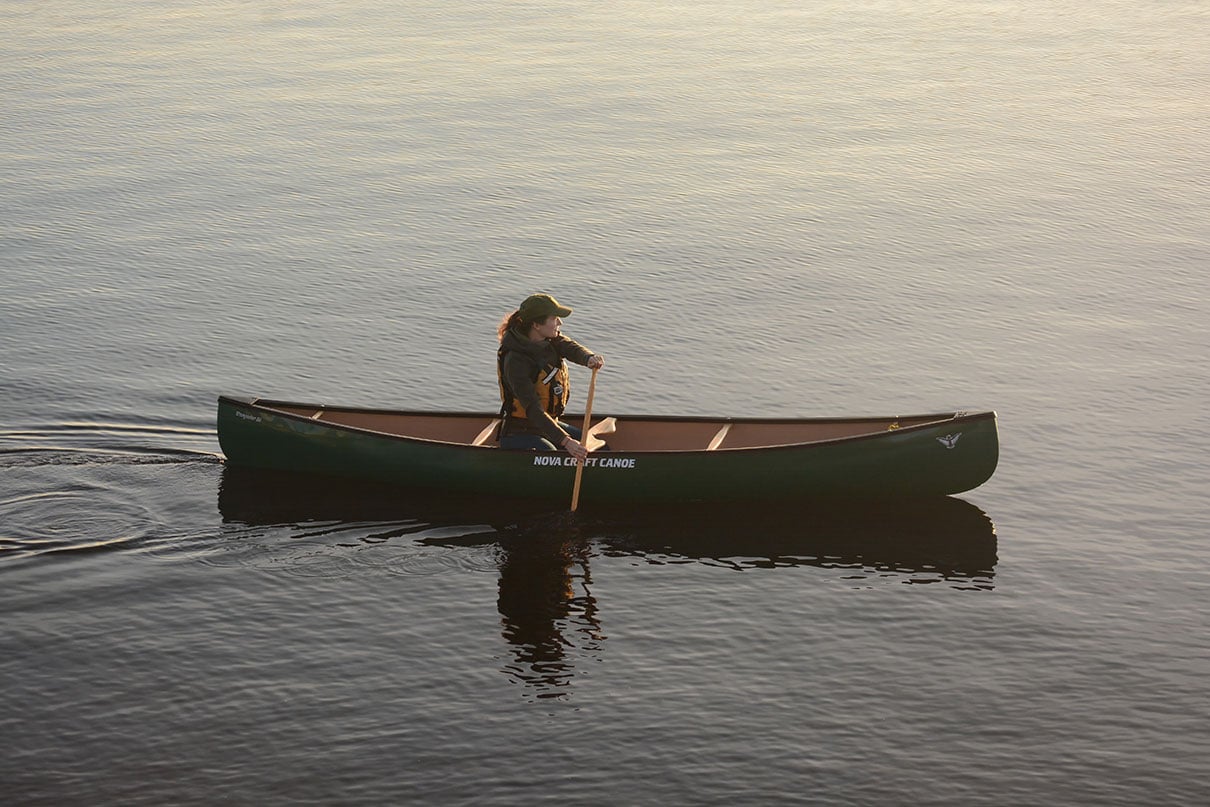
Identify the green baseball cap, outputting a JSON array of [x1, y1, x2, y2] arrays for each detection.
[[518, 293, 573, 320]]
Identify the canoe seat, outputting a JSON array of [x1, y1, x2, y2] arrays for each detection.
[[471, 419, 500, 447], [585, 417, 617, 452]]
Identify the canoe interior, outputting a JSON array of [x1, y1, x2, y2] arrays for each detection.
[[261, 402, 954, 452]]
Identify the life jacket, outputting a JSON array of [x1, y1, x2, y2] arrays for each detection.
[[497, 344, 570, 423]]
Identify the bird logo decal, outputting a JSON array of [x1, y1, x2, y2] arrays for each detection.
[[937, 433, 962, 449]]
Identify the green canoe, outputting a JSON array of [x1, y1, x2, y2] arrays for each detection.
[[216, 396, 998, 503]]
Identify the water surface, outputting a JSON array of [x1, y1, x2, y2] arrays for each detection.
[[3, 1, 1208, 803]]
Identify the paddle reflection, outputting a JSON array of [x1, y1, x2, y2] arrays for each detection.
[[218, 467, 996, 699]]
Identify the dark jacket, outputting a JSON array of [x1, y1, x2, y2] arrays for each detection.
[[498, 328, 595, 444]]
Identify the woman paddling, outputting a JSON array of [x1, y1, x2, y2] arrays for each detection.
[[496, 293, 605, 461]]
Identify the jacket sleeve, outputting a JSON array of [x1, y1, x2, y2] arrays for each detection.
[[502, 352, 569, 446], [552, 335, 595, 366]]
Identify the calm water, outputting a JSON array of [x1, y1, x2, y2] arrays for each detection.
[[3, 0, 1209, 803]]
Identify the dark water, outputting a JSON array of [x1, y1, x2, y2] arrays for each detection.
[[3, 1, 1209, 804]]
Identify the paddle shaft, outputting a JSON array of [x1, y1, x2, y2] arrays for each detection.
[[570, 366, 599, 512]]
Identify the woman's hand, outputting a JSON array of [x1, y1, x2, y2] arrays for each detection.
[[587, 354, 605, 369], [562, 434, 589, 461]]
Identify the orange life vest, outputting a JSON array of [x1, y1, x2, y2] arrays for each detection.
[[497, 348, 570, 422]]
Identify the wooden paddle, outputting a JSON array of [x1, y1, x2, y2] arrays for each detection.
[[570, 366, 599, 512]]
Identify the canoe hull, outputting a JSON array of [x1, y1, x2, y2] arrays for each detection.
[[216, 397, 998, 503]]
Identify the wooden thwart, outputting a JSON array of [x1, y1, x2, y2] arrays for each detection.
[[706, 422, 731, 451], [471, 419, 500, 446]]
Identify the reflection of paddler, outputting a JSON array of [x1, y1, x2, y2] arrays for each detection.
[[496, 535, 601, 690]]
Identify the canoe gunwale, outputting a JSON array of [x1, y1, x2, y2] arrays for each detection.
[[217, 395, 996, 456]]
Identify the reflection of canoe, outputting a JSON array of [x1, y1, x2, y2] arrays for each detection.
[[217, 396, 998, 503], [595, 497, 997, 585], [217, 467, 997, 586]]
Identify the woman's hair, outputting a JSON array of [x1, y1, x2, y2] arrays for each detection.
[[497, 309, 555, 341], [497, 310, 524, 342]]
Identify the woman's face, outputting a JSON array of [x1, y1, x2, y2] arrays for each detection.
[[532, 316, 563, 340]]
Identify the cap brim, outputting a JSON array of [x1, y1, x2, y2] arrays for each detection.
[[554, 306, 573, 317]]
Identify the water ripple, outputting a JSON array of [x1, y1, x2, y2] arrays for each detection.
[[0, 486, 158, 562], [0, 421, 219, 460], [0, 447, 221, 467], [171, 519, 506, 579], [0, 449, 220, 569]]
